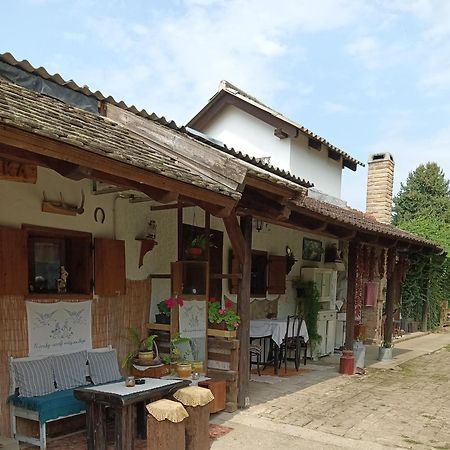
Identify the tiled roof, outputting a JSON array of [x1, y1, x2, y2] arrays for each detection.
[[0, 79, 241, 199], [190, 80, 363, 169], [295, 196, 440, 250], [0, 52, 312, 191]]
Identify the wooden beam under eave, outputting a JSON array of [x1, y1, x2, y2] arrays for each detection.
[[0, 125, 238, 212], [223, 213, 245, 265], [245, 174, 306, 200]]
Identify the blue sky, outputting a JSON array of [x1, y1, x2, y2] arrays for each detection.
[[2, 0, 450, 210]]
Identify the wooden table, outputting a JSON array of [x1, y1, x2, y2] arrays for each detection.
[[74, 378, 190, 450]]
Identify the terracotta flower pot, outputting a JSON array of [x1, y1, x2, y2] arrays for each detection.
[[186, 247, 203, 260]]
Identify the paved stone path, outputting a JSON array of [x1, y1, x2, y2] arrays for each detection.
[[212, 337, 450, 449]]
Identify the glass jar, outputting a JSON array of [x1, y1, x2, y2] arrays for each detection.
[[125, 376, 135, 387]]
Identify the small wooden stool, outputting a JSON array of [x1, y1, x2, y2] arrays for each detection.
[[146, 399, 188, 450], [173, 386, 214, 450]]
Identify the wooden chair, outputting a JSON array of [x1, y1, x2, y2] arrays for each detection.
[[279, 315, 307, 372]]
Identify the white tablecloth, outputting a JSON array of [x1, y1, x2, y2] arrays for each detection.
[[250, 319, 309, 346]]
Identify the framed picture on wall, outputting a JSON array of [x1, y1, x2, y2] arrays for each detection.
[[302, 238, 323, 262]]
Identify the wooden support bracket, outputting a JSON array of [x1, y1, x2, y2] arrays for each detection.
[[136, 238, 158, 268]]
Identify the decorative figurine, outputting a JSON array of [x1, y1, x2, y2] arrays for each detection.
[[56, 266, 69, 293]]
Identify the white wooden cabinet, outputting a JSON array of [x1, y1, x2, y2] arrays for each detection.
[[301, 268, 337, 311], [301, 268, 337, 357]]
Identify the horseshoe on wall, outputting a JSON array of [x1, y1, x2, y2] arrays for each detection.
[[94, 207, 105, 224]]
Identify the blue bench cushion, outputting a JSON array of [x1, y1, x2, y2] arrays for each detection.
[[9, 387, 86, 424]]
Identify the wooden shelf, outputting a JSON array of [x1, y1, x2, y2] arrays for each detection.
[[147, 322, 170, 332], [146, 323, 236, 339], [207, 328, 236, 339], [136, 238, 157, 268]]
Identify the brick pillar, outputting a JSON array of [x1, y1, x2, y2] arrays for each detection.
[[366, 153, 395, 224]]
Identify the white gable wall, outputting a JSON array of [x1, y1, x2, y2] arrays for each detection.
[[200, 104, 343, 198], [290, 135, 342, 198], [202, 105, 291, 171]]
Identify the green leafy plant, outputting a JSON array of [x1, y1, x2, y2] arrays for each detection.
[[170, 333, 193, 362], [295, 280, 321, 343], [208, 297, 240, 331], [190, 234, 208, 250], [121, 327, 158, 368]]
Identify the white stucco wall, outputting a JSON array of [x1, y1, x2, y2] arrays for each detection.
[[290, 135, 342, 197], [1, 168, 338, 324], [202, 105, 291, 171], [0, 167, 161, 282]]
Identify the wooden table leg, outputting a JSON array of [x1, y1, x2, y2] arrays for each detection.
[[114, 405, 135, 450], [86, 402, 106, 450], [136, 401, 147, 439], [274, 343, 279, 375]]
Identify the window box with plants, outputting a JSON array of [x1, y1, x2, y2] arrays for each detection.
[[208, 297, 240, 338]]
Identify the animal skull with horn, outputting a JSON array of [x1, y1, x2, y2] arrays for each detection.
[[42, 190, 85, 216]]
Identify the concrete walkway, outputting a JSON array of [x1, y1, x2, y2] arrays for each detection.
[[211, 330, 450, 450]]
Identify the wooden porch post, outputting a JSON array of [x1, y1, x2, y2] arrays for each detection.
[[223, 213, 252, 408], [339, 240, 357, 374], [383, 248, 397, 346], [237, 215, 252, 408]]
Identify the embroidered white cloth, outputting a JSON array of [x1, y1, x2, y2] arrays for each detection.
[[26, 300, 92, 356], [250, 318, 309, 346], [83, 378, 181, 396]]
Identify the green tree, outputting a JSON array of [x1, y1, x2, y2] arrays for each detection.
[[392, 162, 450, 329], [393, 162, 450, 224]]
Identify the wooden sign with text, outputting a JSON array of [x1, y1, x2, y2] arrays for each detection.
[[0, 157, 37, 183]]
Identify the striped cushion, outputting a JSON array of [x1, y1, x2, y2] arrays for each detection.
[[87, 349, 121, 385], [12, 357, 56, 397], [51, 351, 88, 390]]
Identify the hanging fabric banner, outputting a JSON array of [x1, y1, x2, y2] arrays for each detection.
[[26, 300, 92, 356]]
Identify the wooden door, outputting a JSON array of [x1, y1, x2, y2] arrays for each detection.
[[94, 238, 126, 296], [0, 226, 27, 295]]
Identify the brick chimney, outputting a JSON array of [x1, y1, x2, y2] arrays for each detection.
[[366, 152, 395, 224]]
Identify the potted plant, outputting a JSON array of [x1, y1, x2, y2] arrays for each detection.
[[186, 234, 207, 259], [378, 340, 393, 361], [155, 296, 184, 324], [208, 297, 240, 331], [170, 333, 194, 378], [122, 327, 158, 369]]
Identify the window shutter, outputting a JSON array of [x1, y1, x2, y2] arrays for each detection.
[[94, 238, 126, 296], [267, 255, 287, 295], [0, 226, 28, 295]]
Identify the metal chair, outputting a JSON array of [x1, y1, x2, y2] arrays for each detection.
[[279, 315, 307, 372], [249, 345, 263, 376]]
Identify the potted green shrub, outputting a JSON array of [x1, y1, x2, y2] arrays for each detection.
[[122, 327, 158, 369]]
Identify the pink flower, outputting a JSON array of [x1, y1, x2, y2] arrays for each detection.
[[218, 308, 225, 315], [225, 299, 233, 309], [233, 321, 239, 329], [177, 297, 184, 307], [209, 297, 217, 303], [165, 298, 175, 308]]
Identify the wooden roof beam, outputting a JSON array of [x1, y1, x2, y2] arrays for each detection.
[[0, 125, 238, 214]]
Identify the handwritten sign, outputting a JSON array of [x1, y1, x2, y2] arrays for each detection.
[[0, 157, 37, 183]]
